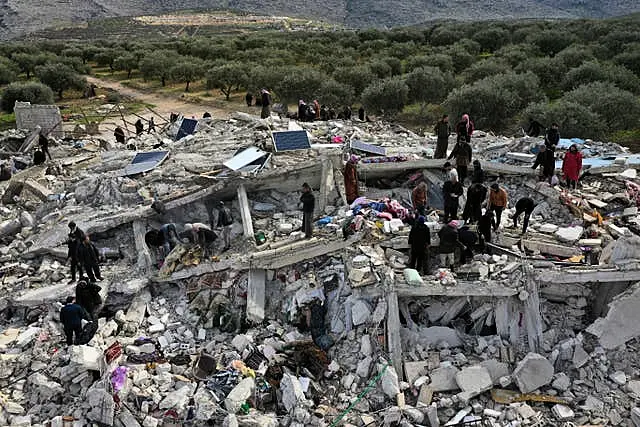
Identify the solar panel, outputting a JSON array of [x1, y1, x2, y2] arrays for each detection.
[[175, 118, 198, 141], [272, 130, 311, 152], [224, 147, 268, 171], [350, 140, 386, 156], [123, 151, 169, 176]]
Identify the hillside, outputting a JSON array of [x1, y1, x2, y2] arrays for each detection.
[[2, 0, 640, 39]]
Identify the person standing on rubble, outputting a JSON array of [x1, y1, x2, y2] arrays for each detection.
[[463, 181, 487, 224], [134, 119, 144, 136], [562, 144, 583, 190], [60, 296, 90, 346], [526, 118, 544, 138], [216, 202, 234, 252], [0, 163, 11, 181], [532, 143, 555, 183], [245, 92, 253, 107], [455, 114, 474, 143], [412, 182, 428, 216], [433, 115, 451, 159], [358, 106, 365, 121], [344, 155, 359, 204], [471, 160, 485, 184], [510, 197, 536, 234], [77, 235, 103, 283], [408, 215, 431, 274], [38, 132, 52, 160], [260, 89, 271, 119], [545, 123, 560, 152], [443, 170, 463, 223], [313, 100, 321, 120], [448, 136, 473, 183], [478, 209, 493, 249], [300, 183, 315, 239], [148, 117, 155, 133], [75, 280, 102, 321], [33, 148, 46, 165], [114, 126, 125, 144], [438, 220, 461, 271], [66, 222, 85, 283], [488, 183, 508, 232]]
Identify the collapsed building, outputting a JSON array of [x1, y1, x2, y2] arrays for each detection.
[[2, 108, 640, 426]]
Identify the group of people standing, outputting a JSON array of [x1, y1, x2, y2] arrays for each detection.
[[529, 121, 583, 189]]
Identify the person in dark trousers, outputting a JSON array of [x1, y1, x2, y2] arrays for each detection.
[[463, 182, 487, 224], [545, 123, 560, 152], [433, 115, 451, 159], [532, 143, 555, 183], [458, 225, 477, 265], [478, 210, 493, 249], [75, 280, 102, 321], [159, 223, 180, 257], [38, 133, 52, 160], [216, 201, 234, 251], [134, 119, 144, 136], [67, 222, 85, 283], [0, 164, 11, 181], [455, 114, 474, 143], [77, 235, 102, 283], [358, 106, 365, 121], [60, 296, 90, 345], [438, 221, 461, 271], [488, 183, 508, 232], [300, 183, 315, 239], [245, 92, 253, 107], [443, 170, 464, 222], [260, 89, 271, 119], [408, 215, 431, 274], [343, 106, 352, 120], [148, 117, 155, 133], [114, 126, 125, 144], [471, 160, 485, 184], [298, 100, 307, 121], [526, 119, 544, 137], [33, 148, 46, 165], [511, 197, 536, 234], [448, 138, 472, 182]]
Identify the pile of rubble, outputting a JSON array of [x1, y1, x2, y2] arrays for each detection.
[[2, 110, 640, 427]]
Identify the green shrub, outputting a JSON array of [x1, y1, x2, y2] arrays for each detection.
[[361, 76, 409, 117], [562, 61, 640, 94], [1, 82, 55, 112], [463, 57, 512, 83], [522, 100, 607, 139]]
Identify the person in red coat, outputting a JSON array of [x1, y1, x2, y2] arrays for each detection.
[[344, 155, 359, 204], [562, 144, 582, 190]]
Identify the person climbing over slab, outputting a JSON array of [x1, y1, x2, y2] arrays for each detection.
[[510, 197, 536, 234], [408, 215, 431, 274]]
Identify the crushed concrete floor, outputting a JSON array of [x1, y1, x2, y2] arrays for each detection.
[[2, 111, 640, 426]]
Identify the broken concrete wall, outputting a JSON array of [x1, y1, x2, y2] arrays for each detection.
[[587, 281, 640, 349], [14, 102, 63, 138]]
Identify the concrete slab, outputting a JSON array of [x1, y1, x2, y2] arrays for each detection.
[[587, 282, 640, 349], [512, 352, 554, 393], [14, 102, 63, 138], [246, 269, 266, 323]]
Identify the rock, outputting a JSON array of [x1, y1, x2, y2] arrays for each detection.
[[280, 374, 306, 412], [429, 364, 460, 392], [512, 352, 554, 393], [86, 387, 115, 425], [552, 373, 571, 391], [627, 380, 640, 396], [351, 300, 371, 326], [539, 223, 559, 233], [28, 372, 64, 399], [517, 403, 536, 419], [142, 416, 160, 427], [479, 359, 510, 385], [16, 327, 40, 348], [231, 334, 252, 352], [555, 226, 583, 243], [0, 218, 21, 237], [403, 407, 424, 423], [356, 356, 372, 378], [587, 282, 640, 349], [19, 211, 34, 228], [224, 378, 255, 414], [360, 334, 372, 356], [455, 365, 493, 395], [552, 404, 575, 420], [609, 409, 623, 425], [70, 345, 102, 371], [610, 371, 627, 385], [581, 395, 604, 412], [572, 343, 590, 368], [10, 415, 31, 426], [223, 414, 239, 427], [632, 407, 640, 427], [159, 385, 193, 416], [381, 365, 400, 398]]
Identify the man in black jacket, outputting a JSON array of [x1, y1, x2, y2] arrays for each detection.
[[77, 235, 102, 283], [408, 216, 431, 274], [510, 197, 536, 234], [67, 222, 85, 283], [75, 280, 102, 320], [438, 221, 462, 271], [260, 89, 271, 119], [545, 123, 560, 152], [448, 138, 473, 183], [463, 182, 487, 224], [532, 143, 555, 183], [300, 183, 315, 239], [433, 115, 451, 159], [443, 171, 464, 222], [38, 132, 52, 160], [60, 296, 90, 345]]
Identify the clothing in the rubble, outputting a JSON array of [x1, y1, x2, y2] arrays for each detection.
[[260, 89, 271, 119], [358, 106, 365, 121], [458, 225, 477, 264], [38, 133, 52, 160], [526, 119, 544, 137], [512, 197, 536, 233], [217, 202, 233, 251], [443, 171, 463, 222], [545, 123, 560, 152], [203, 112, 212, 118], [245, 92, 253, 107], [455, 114, 474, 143], [0, 164, 11, 181], [488, 184, 508, 231], [344, 157, 359, 204], [463, 183, 487, 224], [148, 117, 155, 133], [60, 296, 90, 345], [438, 221, 461, 269], [67, 222, 86, 283], [135, 119, 144, 136], [409, 216, 431, 274], [434, 115, 451, 159], [301, 183, 315, 238], [308, 300, 333, 350], [77, 236, 102, 283], [563, 144, 583, 190], [448, 139, 472, 182], [33, 148, 45, 165], [532, 144, 555, 182], [114, 126, 125, 143], [412, 182, 428, 216], [471, 160, 484, 184], [75, 280, 102, 320]]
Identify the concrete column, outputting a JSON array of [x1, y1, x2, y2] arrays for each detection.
[[247, 268, 266, 323], [387, 289, 403, 381], [317, 157, 335, 215], [237, 184, 254, 238], [132, 220, 153, 273]]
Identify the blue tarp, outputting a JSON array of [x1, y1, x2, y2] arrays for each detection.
[[557, 138, 585, 149]]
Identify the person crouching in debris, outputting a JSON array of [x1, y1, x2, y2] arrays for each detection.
[[510, 197, 536, 234], [408, 215, 431, 274], [0, 163, 11, 181], [114, 126, 125, 144], [75, 280, 102, 321], [488, 183, 508, 232], [300, 183, 315, 239], [532, 143, 555, 183], [443, 169, 463, 223], [33, 148, 46, 165], [457, 224, 477, 265], [134, 119, 144, 136], [77, 235, 103, 283], [216, 202, 234, 252], [438, 220, 462, 272], [60, 296, 90, 346], [412, 182, 428, 216], [344, 155, 359, 204], [38, 132, 52, 160], [66, 222, 85, 283], [463, 181, 487, 224], [562, 144, 583, 190], [182, 223, 217, 256]]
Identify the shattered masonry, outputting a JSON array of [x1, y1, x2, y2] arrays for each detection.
[[2, 109, 640, 426]]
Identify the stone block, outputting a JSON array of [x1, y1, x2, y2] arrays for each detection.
[[552, 404, 574, 420], [512, 352, 554, 393], [351, 300, 371, 326], [455, 365, 492, 395], [429, 364, 460, 392], [69, 345, 102, 371], [479, 359, 510, 385], [280, 374, 306, 412]]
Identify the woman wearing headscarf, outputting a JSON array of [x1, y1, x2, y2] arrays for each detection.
[[455, 114, 474, 143], [344, 155, 359, 204], [562, 144, 582, 190]]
